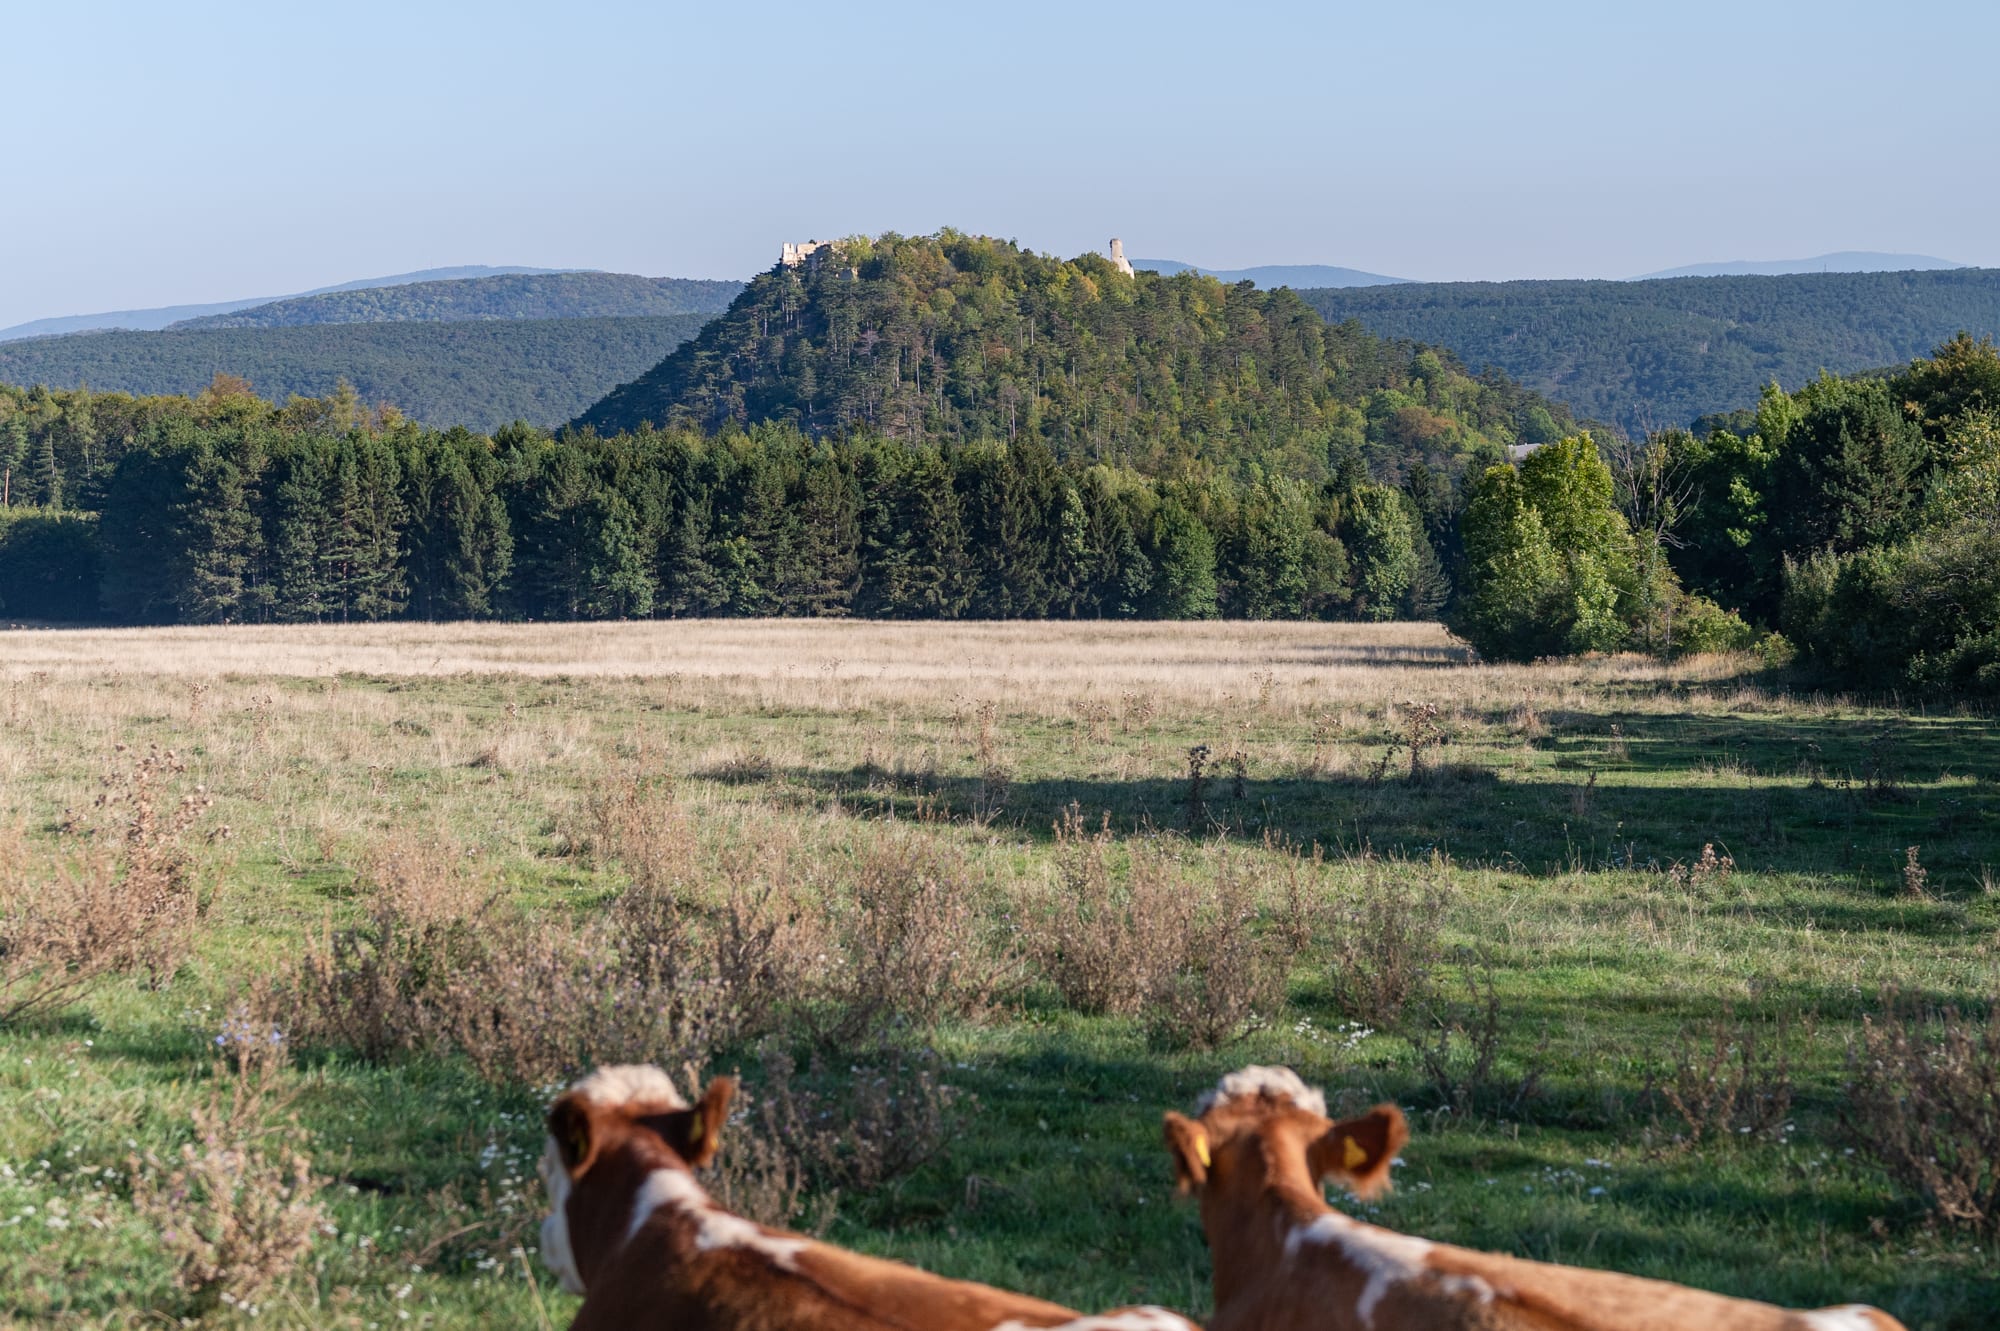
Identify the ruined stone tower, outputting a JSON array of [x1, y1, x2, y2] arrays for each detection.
[[1108, 238, 1135, 277]]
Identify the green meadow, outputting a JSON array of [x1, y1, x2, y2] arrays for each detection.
[[1, 621, 1995, 1328]]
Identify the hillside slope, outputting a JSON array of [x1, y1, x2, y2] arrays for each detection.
[[0, 315, 710, 430], [1300, 268, 2000, 434], [172, 271, 743, 329], [573, 231, 1574, 482]]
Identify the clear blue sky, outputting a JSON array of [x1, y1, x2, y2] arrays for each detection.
[[3, 0, 1996, 327]]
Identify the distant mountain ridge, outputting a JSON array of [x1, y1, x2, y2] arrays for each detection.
[[0, 315, 710, 430], [170, 272, 744, 329], [0, 266, 568, 342], [1634, 251, 1965, 280], [1133, 258, 1407, 288], [1298, 267, 2000, 435]]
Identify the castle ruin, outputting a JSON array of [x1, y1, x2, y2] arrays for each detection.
[[780, 239, 835, 269], [1108, 238, 1135, 277]]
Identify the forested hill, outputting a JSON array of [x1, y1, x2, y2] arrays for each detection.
[[572, 231, 1579, 483], [171, 272, 743, 329], [1299, 268, 2000, 435], [0, 315, 709, 431]]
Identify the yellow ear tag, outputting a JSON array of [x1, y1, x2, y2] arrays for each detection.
[[1342, 1135, 1367, 1170], [1193, 1133, 1211, 1168], [689, 1115, 704, 1145], [568, 1127, 589, 1163]]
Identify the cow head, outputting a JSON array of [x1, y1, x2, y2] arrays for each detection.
[[539, 1065, 737, 1295], [1162, 1065, 1404, 1205]]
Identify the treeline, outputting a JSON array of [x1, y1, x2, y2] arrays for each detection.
[[0, 314, 709, 432], [1451, 334, 2000, 694], [0, 379, 1454, 625], [1302, 268, 2000, 436], [576, 231, 1578, 485]]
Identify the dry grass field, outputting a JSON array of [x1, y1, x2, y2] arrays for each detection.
[[1, 620, 1996, 1328]]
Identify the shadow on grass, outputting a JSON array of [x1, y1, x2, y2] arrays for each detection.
[[741, 746, 2000, 892]]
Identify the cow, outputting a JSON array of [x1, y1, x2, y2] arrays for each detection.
[[540, 1063, 1199, 1331], [1160, 1065, 1906, 1331]]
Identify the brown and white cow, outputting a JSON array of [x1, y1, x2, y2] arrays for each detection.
[[1161, 1066, 1905, 1331], [540, 1064, 1199, 1331]]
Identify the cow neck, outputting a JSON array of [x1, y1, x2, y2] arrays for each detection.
[[593, 1139, 1067, 1331], [1203, 1122, 1337, 1315], [573, 1131, 683, 1289]]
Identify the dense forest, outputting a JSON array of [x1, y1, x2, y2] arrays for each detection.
[[1301, 268, 2000, 435], [0, 378, 1453, 626], [171, 272, 743, 329], [5, 229, 1993, 698], [1448, 333, 2000, 694], [0, 315, 708, 431], [575, 231, 1578, 484]]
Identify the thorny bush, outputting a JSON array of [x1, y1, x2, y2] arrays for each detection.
[[1844, 991, 2000, 1234], [1645, 1008, 1797, 1152], [1020, 806, 1195, 1016], [129, 1000, 327, 1318], [1321, 854, 1451, 1025], [709, 1044, 959, 1230], [1, 746, 215, 1023]]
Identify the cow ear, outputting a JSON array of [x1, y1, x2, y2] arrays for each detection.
[[641, 1076, 737, 1169], [1162, 1112, 1211, 1193], [548, 1094, 600, 1176], [1307, 1104, 1407, 1199]]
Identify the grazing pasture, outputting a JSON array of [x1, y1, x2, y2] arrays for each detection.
[[1, 621, 1995, 1328]]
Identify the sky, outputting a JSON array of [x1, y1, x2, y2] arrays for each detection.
[[2, 0, 1997, 328]]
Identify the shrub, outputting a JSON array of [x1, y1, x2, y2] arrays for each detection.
[[1145, 849, 1288, 1051], [1646, 1009, 1796, 1151], [1845, 993, 2000, 1234], [1020, 806, 1195, 1016], [0, 508, 103, 621], [1672, 593, 1760, 656], [129, 1022, 326, 1318], [1782, 515, 2000, 697], [809, 831, 1008, 1044], [1322, 857, 1450, 1025], [1405, 954, 1545, 1120], [1, 746, 213, 1023], [709, 1045, 959, 1230]]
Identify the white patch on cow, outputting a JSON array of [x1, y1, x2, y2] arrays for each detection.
[[569, 1064, 688, 1109], [1800, 1309, 1886, 1331], [1288, 1210, 1492, 1327], [627, 1168, 810, 1269], [990, 1309, 1197, 1331], [1196, 1065, 1328, 1117], [537, 1137, 586, 1296]]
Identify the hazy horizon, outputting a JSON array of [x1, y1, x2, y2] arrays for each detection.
[[5, 0, 1997, 330]]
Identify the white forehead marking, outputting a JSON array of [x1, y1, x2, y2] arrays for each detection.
[[1288, 1211, 1490, 1328], [1800, 1310, 1885, 1331], [569, 1064, 687, 1109], [991, 1311, 1197, 1331], [628, 1169, 810, 1269], [1197, 1065, 1328, 1118]]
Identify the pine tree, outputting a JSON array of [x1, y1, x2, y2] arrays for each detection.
[[785, 452, 861, 615], [857, 445, 971, 618], [172, 434, 265, 624], [269, 441, 335, 621], [403, 438, 511, 620], [965, 441, 1058, 617]]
